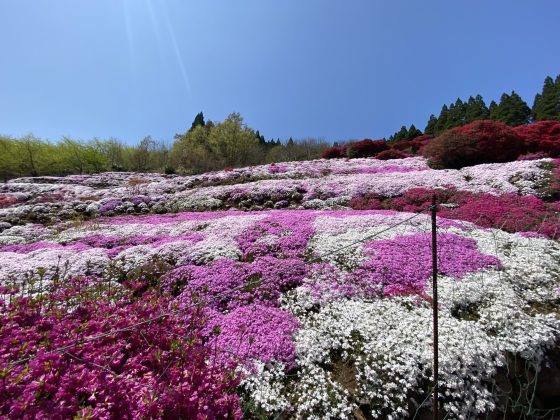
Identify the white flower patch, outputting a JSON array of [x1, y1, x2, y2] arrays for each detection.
[[0, 248, 110, 284], [0, 235, 26, 245], [239, 362, 291, 413]]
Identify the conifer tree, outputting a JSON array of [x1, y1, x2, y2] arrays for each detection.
[[407, 124, 422, 140], [189, 112, 206, 132], [491, 92, 530, 126], [424, 114, 438, 135], [489, 100, 499, 120], [532, 75, 560, 121], [390, 125, 409, 141], [465, 95, 490, 122], [435, 105, 450, 133], [446, 98, 466, 129]]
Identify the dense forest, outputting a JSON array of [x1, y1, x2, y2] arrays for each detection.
[[1, 74, 559, 180]]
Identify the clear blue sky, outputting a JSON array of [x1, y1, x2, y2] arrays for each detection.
[[1, 0, 559, 144]]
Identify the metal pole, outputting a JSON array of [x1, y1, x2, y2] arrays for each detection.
[[431, 195, 439, 420]]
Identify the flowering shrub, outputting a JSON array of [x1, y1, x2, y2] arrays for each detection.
[[375, 149, 410, 160], [391, 134, 433, 154], [348, 187, 560, 239], [321, 147, 345, 159], [423, 120, 524, 168], [514, 120, 560, 157], [206, 305, 300, 369], [0, 277, 241, 418], [346, 139, 389, 158]]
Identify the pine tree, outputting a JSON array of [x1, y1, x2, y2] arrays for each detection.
[[489, 100, 499, 120], [465, 95, 489, 122], [255, 130, 266, 145], [424, 114, 438, 135], [446, 98, 466, 129], [189, 112, 205, 132], [435, 105, 449, 133], [390, 125, 409, 141], [492, 92, 530, 126], [407, 124, 422, 140], [504, 91, 531, 126], [532, 76, 560, 121]]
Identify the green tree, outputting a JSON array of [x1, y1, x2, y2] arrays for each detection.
[[532, 75, 560, 121], [207, 112, 261, 167], [96, 138, 127, 171], [435, 105, 450, 133], [446, 98, 466, 129], [57, 137, 101, 174], [491, 92, 530, 126], [390, 125, 409, 141], [130, 136, 156, 172], [0, 136, 20, 181], [407, 124, 422, 140], [171, 124, 214, 173], [488, 100, 499, 120], [16, 135, 52, 176], [465, 95, 489, 122], [424, 114, 438, 135], [189, 112, 206, 132]]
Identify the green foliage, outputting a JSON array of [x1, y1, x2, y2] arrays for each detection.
[[424, 114, 438, 136], [425, 89, 531, 136], [465, 95, 490, 123], [189, 112, 206, 132], [532, 75, 560, 121], [0, 135, 170, 180], [389, 124, 422, 142], [170, 112, 330, 173], [490, 91, 531, 126]]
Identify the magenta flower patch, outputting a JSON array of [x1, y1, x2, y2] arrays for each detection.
[[206, 305, 300, 369], [357, 233, 501, 295]]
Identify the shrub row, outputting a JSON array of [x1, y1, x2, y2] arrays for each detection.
[[324, 121, 560, 169], [348, 186, 560, 239]]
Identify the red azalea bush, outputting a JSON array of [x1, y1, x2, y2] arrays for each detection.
[[391, 135, 433, 155], [423, 120, 524, 169], [0, 277, 241, 419], [321, 146, 346, 159], [346, 139, 389, 158], [375, 149, 411, 160], [347, 193, 383, 210], [348, 187, 560, 239], [513, 121, 560, 157]]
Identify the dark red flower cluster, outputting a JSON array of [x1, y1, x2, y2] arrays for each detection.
[[423, 120, 525, 169], [349, 187, 560, 239], [514, 121, 560, 158]]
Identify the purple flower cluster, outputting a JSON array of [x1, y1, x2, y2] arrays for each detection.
[[359, 233, 501, 295], [307, 233, 501, 302]]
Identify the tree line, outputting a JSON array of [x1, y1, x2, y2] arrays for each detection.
[[390, 74, 560, 141], [2, 74, 559, 180], [0, 112, 329, 181]]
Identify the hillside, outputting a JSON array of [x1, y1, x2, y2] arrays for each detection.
[[1, 157, 560, 418]]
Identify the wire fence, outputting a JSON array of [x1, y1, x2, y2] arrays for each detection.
[[2, 201, 560, 419]]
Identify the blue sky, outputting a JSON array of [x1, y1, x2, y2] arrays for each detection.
[[1, 0, 559, 144]]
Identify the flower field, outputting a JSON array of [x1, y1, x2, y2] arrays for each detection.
[[1, 157, 560, 418]]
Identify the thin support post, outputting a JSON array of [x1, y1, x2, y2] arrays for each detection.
[[431, 195, 439, 420]]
